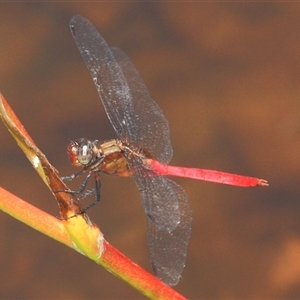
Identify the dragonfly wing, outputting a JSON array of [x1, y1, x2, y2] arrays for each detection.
[[110, 47, 173, 164], [129, 156, 180, 231], [70, 15, 132, 141], [69, 15, 173, 164], [127, 154, 192, 283], [146, 179, 192, 286]]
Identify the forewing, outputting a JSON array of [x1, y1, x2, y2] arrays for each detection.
[[70, 15, 172, 164], [70, 15, 132, 141], [111, 47, 173, 164]]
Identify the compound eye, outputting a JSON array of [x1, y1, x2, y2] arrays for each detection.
[[67, 142, 80, 166]]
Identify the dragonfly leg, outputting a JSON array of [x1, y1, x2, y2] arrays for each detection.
[[56, 154, 105, 195], [54, 171, 92, 195], [56, 172, 102, 219], [77, 188, 96, 201], [78, 172, 102, 214], [61, 168, 85, 181]]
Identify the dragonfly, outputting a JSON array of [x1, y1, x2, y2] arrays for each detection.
[[62, 15, 268, 286]]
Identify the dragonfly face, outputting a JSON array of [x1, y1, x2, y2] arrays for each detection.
[[67, 138, 97, 167]]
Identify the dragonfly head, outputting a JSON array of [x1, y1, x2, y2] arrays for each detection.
[[67, 138, 96, 167]]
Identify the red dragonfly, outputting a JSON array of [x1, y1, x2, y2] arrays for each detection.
[[63, 15, 268, 286]]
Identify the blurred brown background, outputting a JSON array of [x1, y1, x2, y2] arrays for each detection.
[[1, 2, 300, 299]]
